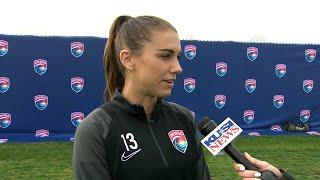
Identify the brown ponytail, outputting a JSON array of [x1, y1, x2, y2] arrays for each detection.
[[103, 16, 132, 101]]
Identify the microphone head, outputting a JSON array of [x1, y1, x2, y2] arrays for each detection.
[[197, 117, 218, 136]]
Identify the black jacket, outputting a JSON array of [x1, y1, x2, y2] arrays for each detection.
[[72, 91, 211, 180]]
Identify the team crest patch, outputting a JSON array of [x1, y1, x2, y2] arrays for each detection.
[[243, 110, 255, 124], [247, 47, 258, 61], [303, 80, 313, 93], [168, 130, 188, 153], [275, 64, 286, 77], [0, 40, 8, 56], [300, 110, 310, 123], [34, 59, 47, 75], [305, 49, 316, 62], [214, 95, 226, 109], [0, 113, 11, 128], [34, 95, 48, 110], [245, 79, 256, 93], [184, 45, 196, 60], [273, 95, 284, 108], [184, 78, 195, 93], [216, 62, 227, 77], [0, 77, 10, 93], [71, 112, 84, 127], [71, 42, 84, 58], [71, 77, 84, 93]]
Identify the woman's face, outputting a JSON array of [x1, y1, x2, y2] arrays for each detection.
[[131, 30, 182, 98]]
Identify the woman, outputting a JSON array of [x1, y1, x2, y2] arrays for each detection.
[[72, 15, 211, 180]]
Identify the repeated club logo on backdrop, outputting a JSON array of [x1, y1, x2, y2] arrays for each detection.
[[184, 78, 195, 93], [34, 59, 47, 75], [305, 49, 316, 62], [71, 112, 84, 127], [0, 77, 10, 93], [247, 47, 258, 61], [243, 110, 255, 124], [35, 129, 49, 137], [71, 42, 84, 58], [245, 79, 256, 93], [0, 113, 11, 128], [303, 80, 313, 93], [168, 130, 188, 153], [300, 110, 310, 123], [273, 95, 285, 108], [271, 125, 282, 132], [0, 40, 8, 56], [184, 45, 196, 60], [214, 95, 226, 109], [216, 62, 227, 77], [71, 77, 84, 93], [275, 64, 286, 78], [34, 95, 48, 110]]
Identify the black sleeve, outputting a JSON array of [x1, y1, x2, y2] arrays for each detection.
[[72, 108, 112, 180], [279, 169, 295, 180]]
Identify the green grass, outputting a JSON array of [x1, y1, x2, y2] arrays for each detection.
[[0, 136, 319, 179]]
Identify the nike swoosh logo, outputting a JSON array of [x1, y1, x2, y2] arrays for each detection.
[[121, 149, 142, 162]]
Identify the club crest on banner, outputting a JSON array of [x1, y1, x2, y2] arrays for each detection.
[[247, 47, 258, 61], [34, 95, 48, 110], [0, 40, 8, 56], [300, 110, 310, 123], [71, 77, 84, 93], [214, 95, 226, 109], [245, 79, 256, 93], [243, 110, 255, 124], [0, 139, 8, 143], [216, 62, 227, 77], [71, 112, 84, 127], [35, 129, 49, 137], [168, 130, 188, 153], [0, 77, 10, 93], [273, 95, 284, 108], [184, 78, 195, 93], [303, 80, 313, 93], [184, 45, 196, 60], [34, 59, 47, 75], [275, 64, 286, 78], [248, 132, 261, 136], [271, 125, 282, 131], [71, 42, 84, 58], [0, 113, 11, 128], [305, 49, 316, 62]]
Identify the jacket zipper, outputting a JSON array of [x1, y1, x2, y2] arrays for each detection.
[[148, 121, 168, 167]]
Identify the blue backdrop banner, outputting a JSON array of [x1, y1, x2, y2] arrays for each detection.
[[0, 35, 319, 143]]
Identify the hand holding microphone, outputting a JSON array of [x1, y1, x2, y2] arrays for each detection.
[[197, 117, 285, 180]]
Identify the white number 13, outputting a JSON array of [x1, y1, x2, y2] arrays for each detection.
[[121, 133, 138, 151]]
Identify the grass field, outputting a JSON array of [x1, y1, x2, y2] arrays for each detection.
[[0, 136, 319, 179]]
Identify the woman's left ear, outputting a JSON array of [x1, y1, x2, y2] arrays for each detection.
[[119, 49, 134, 71]]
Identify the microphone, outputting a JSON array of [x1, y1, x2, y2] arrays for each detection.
[[198, 117, 258, 171]]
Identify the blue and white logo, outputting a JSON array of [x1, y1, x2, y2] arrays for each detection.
[[0, 113, 11, 128], [214, 95, 226, 109], [245, 79, 256, 93], [34, 95, 48, 110], [273, 95, 284, 108], [0, 40, 8, 56], [247, 47, 258, 61], [71, 77, 84, 93], [34, 59, 47, 75], [300, 110, 310, 123], [303, 80, 313, 93], [71, 42, 84, 58], [216, 62, 227, 77], [71, 112, 84, 127], [305, 49, 316, 62], [275, 64, 286, 78], [243, 110, 255, 124], [184, 78, 195, 93], [0, 77, 10, 93], [184, 45, 196, 60]]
